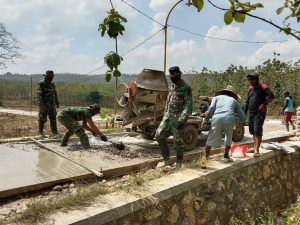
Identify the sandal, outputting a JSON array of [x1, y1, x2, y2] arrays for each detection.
[[253, 152, 260, 157], [247, 148, 255, 153]]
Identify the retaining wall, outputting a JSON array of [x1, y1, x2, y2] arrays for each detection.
[[56, 146, 300, 225], [296, 106, 300, 137]]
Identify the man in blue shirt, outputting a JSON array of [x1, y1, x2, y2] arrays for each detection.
[[201, 86, 245, 162]]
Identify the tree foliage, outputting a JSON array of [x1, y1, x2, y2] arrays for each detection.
[[98, 9, 127, 38], [104, 51, 123, 82], [0, 23, 22, 69], [86, 90, 103, 104], [98, 8, 127, 82], [276, 0, 300, 34], [0, 81, 116, 108], [188, 56, 300, 115], [192, 0, 300, 41]]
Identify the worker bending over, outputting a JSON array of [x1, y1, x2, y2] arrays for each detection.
[[58, 104, 107, 149]]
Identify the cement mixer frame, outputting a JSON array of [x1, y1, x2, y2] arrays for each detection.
[[116, 68, 244, 150]]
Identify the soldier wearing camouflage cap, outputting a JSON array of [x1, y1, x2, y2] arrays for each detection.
[[37, 70, 60, 137], [155, 66, 193, 168], [58, 104, 107, 149]]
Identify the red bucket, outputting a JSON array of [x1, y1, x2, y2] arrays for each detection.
[[230, 144, 248, 158]]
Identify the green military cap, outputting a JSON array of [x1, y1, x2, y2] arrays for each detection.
[[44, 70, 54, 77], [169, 66, 182, 77], [89, 104, 101, 114]]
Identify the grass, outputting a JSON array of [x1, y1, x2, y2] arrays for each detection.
[[11, 183, 109, 224], [282, 197, 300, 225], [6, 168, 168, 225], [229, 208, 276, 225], [229, 198, 300, 225]]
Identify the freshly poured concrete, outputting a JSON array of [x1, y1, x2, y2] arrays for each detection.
[[0, 143, 88, 196], [0, 136, 160, 198], [45, 137, 158, 171]]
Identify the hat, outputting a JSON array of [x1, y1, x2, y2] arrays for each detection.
[[89, 104, 101, 114], [246, 73, 259, 79], [44, 70, 54, 77], [215, 85, 239, 100], [169, 66, 182, 77]]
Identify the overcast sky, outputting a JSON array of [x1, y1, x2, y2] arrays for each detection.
[[1, 0, 299, 75]]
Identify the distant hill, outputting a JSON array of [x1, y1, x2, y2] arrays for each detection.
[[0, 72, 138, 83], [0, 72, 193, 84]]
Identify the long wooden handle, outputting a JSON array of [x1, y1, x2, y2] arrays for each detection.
[[30, 138, 103, 177]]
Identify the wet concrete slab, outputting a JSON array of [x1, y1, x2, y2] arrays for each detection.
[[44, 137, 158, 171], [0, 143, 89, 198], [0, 136, 161, 198]]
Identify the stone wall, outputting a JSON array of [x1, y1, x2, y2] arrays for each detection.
[[100, 151, 300, 225], [296, 106, 300, 137]]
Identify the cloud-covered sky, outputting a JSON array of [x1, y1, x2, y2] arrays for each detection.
[[0, 0, 299, 75]]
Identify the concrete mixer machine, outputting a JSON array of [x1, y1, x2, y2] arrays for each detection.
[[116, 68, 169, 140]]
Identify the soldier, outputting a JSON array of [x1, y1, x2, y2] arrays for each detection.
[[155, 66, 192, 167], [58, 104, 108, 149], [37, 70, 59, 137]]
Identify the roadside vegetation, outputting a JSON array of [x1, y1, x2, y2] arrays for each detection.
[[189, 56, 300, 116], [1, 57, 299, 115], [230, 197, 300, 225], [0, 81, 116, 108]]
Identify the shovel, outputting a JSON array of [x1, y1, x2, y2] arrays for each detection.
[[93, 133, 125, 150], [30, 138, 103, 177], [108, 140, 125, 150]]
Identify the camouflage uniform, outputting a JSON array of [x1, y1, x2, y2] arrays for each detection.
[[58, 107, 94, 148], [37, 77, 59, 135], [155, 79, 192, 164]]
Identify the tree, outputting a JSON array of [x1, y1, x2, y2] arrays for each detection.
[[98, 1, 126, 82], [86, 90, 103, 104], [194, 0, 300, 41], [0, 23, 22, 69]]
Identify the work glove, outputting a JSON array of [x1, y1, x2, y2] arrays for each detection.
[[175, 120, 184, 131], [100, 135, 108, 142]]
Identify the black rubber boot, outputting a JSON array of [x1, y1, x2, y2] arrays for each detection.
[[79, 133, 90, 149], [157, 138, 170, 163], [38, 122, 45, 136], [61, 131, 72, 146], [176, 146, 184, 168], [50, 119, 58, 135]]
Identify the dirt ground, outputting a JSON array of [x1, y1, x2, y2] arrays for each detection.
[[0, 112, 114, 139]]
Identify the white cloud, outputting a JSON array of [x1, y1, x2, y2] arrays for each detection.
[[149, 0, 178, 12], [202, 25, 243, 69], [238, 39, 300, 67], [1, 0, 299, 75], [118, 39, 201, 74], [255, 30, 281, 42], [150, 12, 165, 35]]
